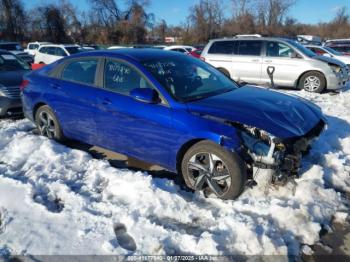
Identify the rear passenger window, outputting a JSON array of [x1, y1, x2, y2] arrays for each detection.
[[39, 47, 47, 54], [56, 48, 67, 57], [104, 59, 151, 95], [208, 41, 235, 54], [61, 59, 98, 85], [237, 41, 262, 56], [47, 47, 56, 55]]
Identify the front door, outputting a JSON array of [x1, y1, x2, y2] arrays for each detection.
[[94, 58, 174, 167], [261, 41, 301, 87]]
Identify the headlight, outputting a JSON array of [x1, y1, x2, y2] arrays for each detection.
[[329, 64, 341, 74], [238, 125, 272, 156], [239, 130, 270, 156]]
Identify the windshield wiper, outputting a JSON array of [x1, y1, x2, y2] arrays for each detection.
[[183, 87, 236, 102]]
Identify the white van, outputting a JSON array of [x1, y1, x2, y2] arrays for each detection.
[[201, 37, 349, 93]]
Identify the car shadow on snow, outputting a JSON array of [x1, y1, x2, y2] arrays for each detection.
[[63, 139, 186, 189]]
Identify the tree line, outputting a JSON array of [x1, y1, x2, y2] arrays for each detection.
[[1, 0, 350, 45]]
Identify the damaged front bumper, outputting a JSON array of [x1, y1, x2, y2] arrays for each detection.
[[236, 120, 326, 186]]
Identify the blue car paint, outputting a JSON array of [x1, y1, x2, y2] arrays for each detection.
[[21, 49, 324, 173]]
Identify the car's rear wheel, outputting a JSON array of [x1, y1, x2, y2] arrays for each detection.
[[299, 71, 326, 93], [35, 105, 64, 141], [181, 141, 246, 200]]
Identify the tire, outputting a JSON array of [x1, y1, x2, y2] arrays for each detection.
[[217, 67, 231, 78], [35, 105, 64, 142], [299, 71, 326, 93], [181, 140, 247, 200]]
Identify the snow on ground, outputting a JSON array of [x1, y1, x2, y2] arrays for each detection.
[[0, 88, 349, 257]]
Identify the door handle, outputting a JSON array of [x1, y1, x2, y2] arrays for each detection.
[[99, 97, 112, 106], [265, 60, 273, 63], [251, 59, 260, 62]]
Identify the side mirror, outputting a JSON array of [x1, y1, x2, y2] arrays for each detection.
[[238, 81, 248, 87], [130, 88, 160, 104], [290, 52, 300, 58]]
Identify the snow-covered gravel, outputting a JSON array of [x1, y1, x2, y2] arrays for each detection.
[[0, 88, 349, 256]]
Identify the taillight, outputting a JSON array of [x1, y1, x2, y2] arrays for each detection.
[[20, 80, 29, 91], [200, 56, 205, 62]]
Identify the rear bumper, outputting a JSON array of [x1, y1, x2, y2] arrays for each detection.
[[0, 97, 22, 117]]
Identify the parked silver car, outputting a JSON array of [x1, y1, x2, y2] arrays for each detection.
[[201, 37, 349, 93]]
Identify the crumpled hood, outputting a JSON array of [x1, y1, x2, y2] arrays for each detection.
[[0, 70, 28, 87], [186, 86, 324, 139], [314, 55, 347, 67]]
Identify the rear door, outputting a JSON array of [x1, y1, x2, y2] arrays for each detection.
[[48, 57, 101, 144], [204, 40, 235, 78], [232, 40, 263, 84], [261, 41, 301, 87]]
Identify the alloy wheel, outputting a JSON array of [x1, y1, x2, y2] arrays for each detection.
[[187, 152, 231, 197], [38, 111, 56, 138], [304, 76, 321, 92]]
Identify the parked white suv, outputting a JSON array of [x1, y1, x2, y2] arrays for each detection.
[[25, 42, 52, 56], [201, 37, 349, 93], [34, 44, 82, 64]]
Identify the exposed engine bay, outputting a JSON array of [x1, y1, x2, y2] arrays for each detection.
[[231, 120, 326, 188]]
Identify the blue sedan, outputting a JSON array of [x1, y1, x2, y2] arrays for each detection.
[[21, 49, 325, 199]]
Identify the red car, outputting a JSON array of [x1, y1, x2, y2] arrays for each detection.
[[189, 49, 203, 59]]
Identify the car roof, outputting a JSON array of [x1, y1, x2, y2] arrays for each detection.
[[29, 42, 51, 45], [305, 45, 325, 48], [209, 37, 290, 42], [67, 48, 185, 62], [39, 44, 79, 48]]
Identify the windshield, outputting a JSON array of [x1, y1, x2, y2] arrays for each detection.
[[65, 47, 82, 55], [141, 55, 238, 102], [0, 54, 30, 71], [324, 46, 343, 56], [286, 40, 316, 57]]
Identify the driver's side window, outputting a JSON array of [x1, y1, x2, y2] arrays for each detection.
[[266, 42, 293, 57], [104, 59, 152, 95]]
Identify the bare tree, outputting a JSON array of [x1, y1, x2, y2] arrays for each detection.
[[0, 0, 26, 41], [88, 0, 154, 44], [256, 0, 296, 33], [231, 0, 253, 17], [187, 0, 224, 43]]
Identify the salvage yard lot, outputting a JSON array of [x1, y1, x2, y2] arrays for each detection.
[[0, 87, 349, 256]]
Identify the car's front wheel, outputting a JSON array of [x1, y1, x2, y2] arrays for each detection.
[[299, 71, 326, 93], [181, 141, 246, 200], [35, 105, 64, 141]]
